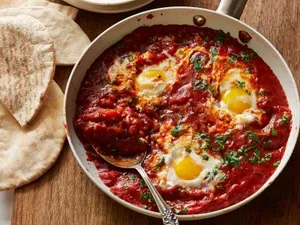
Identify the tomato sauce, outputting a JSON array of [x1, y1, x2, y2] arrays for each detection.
[[74, 25, 291, 214]]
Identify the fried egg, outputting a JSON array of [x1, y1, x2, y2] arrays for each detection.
[[157, 135, 225, 190], [219, 68, 256, 114], [135, 55, 177, 98], [213, 68, 263, 126]]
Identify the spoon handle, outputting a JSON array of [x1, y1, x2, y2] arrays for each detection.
[[136, 165, 179, 225]]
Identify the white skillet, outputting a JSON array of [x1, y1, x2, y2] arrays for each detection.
[[64, 0, 300, 220]]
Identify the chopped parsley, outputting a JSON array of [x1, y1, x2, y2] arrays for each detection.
[[263, 139, 272, 147], [222, 151, 240, 167], [249, 147, 272, 164], [227, 51, 255, 62], [228, 53, 239, 63], [202, 154, 209, 161], [181, 207, 188, 214], [127, 174, 136, 182], [219, 175, 227, 182], [171, 126, 183, 137], [140, 192, 154, 203], [209, 46, 218, 62], [214, 134, 228, 151], [139, 179, 146, 187], [215, 30, 223, 44], [247, 131, 261, 143], [280, 114, 290, 125], [273, 160, 281, 167], [108, 79, 117, 85], [112, 88, 118, 94], [271, 127, 278, 136], [238, 145, 256, 157], [213, 167, 219, 176], [193, 79, 215, 93], [249, 147, 261, 164], [236, 81, 246, 89], [194, 132, 211, 150], [190, 55, 206, 72], [240, 51, 255, 61], [185, 147, 192, 153], [154, 157, 165, 169], [244, 68, 251, 74], [260, 153, 272, 163]]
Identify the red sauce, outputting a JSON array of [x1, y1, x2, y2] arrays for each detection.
[[74, 25, 292, 214]]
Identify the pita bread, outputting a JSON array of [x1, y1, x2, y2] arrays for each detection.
[[0, 7, 91, 65], [0, 81, 66, 191], [0, 0, 26, 9], [28, 0, 79, 20], [0, 15, 55, 127]]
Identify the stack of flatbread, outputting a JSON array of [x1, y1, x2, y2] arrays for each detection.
[[0, 0, 91, 190]]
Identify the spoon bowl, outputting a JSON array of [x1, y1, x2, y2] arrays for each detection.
[[92, 145, 179, 225], [92, 145, 146, 168]]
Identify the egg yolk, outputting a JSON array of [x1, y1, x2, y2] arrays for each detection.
[[173, 156, 202, 180], [222, 87, 252, 114], [143, 70, 166, 80], [136, 70, 166, 91]]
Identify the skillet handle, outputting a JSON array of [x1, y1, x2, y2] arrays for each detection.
[[217, 0, 248, 19]]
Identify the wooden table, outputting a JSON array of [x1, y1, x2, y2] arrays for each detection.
[[12, 0, 300, 224]]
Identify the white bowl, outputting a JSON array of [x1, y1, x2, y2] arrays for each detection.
[[64, 7, 300, 220], [63, 0, 153, 13]]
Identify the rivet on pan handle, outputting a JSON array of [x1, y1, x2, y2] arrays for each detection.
[[217, 0, 248, 19]]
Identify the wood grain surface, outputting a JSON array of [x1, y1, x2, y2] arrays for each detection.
[[12, 0, 300, 225]]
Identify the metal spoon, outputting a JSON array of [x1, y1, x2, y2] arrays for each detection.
[[92, 145, 179, 225]]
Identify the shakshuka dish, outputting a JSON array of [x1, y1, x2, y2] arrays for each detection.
[[74, 25, 292, 214]]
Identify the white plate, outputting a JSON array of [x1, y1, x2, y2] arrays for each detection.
[[0, 190, 14, 225], [63, 0, 154, 13]]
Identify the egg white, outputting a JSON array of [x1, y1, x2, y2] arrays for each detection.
[[135, 56, 177, 98], [157, 134, 225, 190], [213, 68, 263, 126]]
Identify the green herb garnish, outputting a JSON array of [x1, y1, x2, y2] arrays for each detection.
[[140, 193, 154, 203], [214, 134, 228, 151], [190, 55, 206, 72], [202, 154, 209, 161], [236, 81, 246, 89], [271, 127, 278, 136], [222, 150, 240, 167], [280, 114, 290, 125], [171, 126, 183, 137], [273, 160, 281, 167], [154, 157, 165, 169], [185, 147, 192, 153], [244, 68, 251, 74], [127, 174, 136, 182], [209, 46, 218, 62], [194, 132, 211, 150], [139, 179, 146, 187], [193, 79, 214, 94], [240, 51, 255, 61], [228, 53, 239, 63], [247, 131, 261, 143], [181, 207, 188, 214], [260, 153, 272, 163], [108, 80, 117, 85]]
